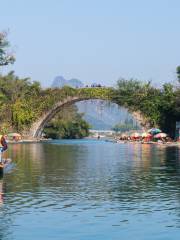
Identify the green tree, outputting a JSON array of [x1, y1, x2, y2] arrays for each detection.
[[176, 66, 180, 83], [112, 78, 162, 126], [0, 31, 15, 66], [112, 77, 180, 136], [44, 105, 90, 139], [0, 72, 42, 131]]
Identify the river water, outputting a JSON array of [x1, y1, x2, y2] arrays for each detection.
[[0, 139, 180, 239]]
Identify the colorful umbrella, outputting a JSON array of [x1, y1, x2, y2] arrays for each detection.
[[148, 128, 162, 135], [154, 133, 167, 138]]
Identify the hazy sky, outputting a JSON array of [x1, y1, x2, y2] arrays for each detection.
[[0, 0, 180, 87]]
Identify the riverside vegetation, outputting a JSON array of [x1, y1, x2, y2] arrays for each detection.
[[43, 105, 90, 139], [0, 31, 180, 138], [112, 78, 180, 136], [0, 71, 179, 138]]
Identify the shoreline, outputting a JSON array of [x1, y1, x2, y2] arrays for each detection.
[[7, 138, 180, 147], [7, 139, 51, 144], [111, 139, 180, 147]]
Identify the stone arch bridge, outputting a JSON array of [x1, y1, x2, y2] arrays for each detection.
[[27, 87, 151, 138]]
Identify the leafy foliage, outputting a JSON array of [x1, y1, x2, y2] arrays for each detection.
[[112, 78, 180, 136], [43, 105, 90, 139], [0, 72, 41, 132], [0, 31, 15, 66], [176, 66, 180, 83], [0, 73, 96, 135], [0, 70, 179, 137]]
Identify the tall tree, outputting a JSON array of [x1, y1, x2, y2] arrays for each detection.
[[176, 66, 180, 83], [0, 31, 15, 66]]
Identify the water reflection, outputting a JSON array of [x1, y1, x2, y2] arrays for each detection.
[[0, 178, 3, 204], [5, 143, 180, 200], [1, 141, 180, 239]]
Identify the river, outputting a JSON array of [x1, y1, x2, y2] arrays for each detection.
[[0, 139, 180, 239]]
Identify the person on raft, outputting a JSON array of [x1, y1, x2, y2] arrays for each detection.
[[0, 134, 8, 164]]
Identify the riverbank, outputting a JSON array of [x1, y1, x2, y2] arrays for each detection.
[[7, 137, 180, 148], [7, 138, 52, 144], [112, 139, 180, 147]]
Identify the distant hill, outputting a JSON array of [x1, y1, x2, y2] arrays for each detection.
[[52, 76, 84, 88], [76, 100, 139, 130]]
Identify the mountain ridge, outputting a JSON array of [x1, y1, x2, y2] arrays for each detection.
[[52, 76, 84, 88]]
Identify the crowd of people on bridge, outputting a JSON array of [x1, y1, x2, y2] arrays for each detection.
[[85, 84, 104, 88], [75, 84, 105, 88]]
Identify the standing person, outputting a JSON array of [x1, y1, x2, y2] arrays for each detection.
[[0, 134, 8, 164]]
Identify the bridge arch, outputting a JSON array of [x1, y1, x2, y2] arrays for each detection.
[[29, 95, 151, 138]]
